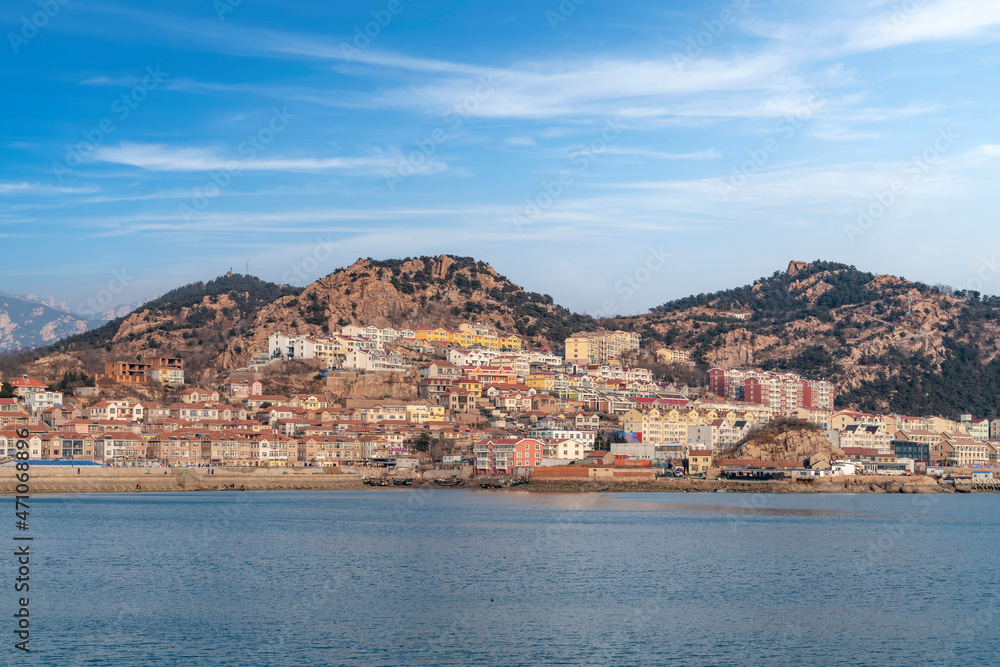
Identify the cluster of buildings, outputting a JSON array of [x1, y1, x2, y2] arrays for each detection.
[[708, 367, 834, 412], [4, 327, 1000, 479], [261, 323, 524, 373]]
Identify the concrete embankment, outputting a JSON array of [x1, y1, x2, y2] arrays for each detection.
[[0, 467, 364, 495], [521, 475, 952, 494], [0, 468, 971, 495]]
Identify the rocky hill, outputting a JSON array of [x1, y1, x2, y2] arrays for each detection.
[[12, 257, 1000, 419], [718, 420, 841, 462], [619, 260, 1000, 418], [30, 273, 302, 381], [16, 256, 596, 383], [218, 255, 597, 368]]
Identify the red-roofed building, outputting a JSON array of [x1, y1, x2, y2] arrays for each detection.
[[10, 375, 47, 397]]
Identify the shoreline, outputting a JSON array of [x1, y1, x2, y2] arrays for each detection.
[[0, 468, 988, 495]]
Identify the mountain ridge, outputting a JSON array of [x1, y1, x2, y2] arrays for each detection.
[[7, 257, 1000, 419]]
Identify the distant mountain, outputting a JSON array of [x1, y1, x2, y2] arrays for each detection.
[[623, 260, 1000, 418], [4, 290, 157, 326], [0, 294, 90, 350], [42, 272, 304, 377], [13, 292, 71, 313]]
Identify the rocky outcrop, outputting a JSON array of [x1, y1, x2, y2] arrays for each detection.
[[719, 420, 841, 463]]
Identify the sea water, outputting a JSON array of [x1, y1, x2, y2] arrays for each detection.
[[18, 490, 1000, 665]]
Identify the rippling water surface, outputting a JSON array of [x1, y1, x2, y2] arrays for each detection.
[[24, 490, 1000, 665]]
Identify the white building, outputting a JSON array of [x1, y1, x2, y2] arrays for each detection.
[[341, 349, 412, 372], [23, 390, 64, 412], [341, 325, 414, 345], [543, 438, 588, 460], [526, 428, 595, 446], [611, 441, 659, 460], [448, 348, 502, 366]]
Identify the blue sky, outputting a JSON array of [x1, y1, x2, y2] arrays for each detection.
[[3, 0, 1000, 317]]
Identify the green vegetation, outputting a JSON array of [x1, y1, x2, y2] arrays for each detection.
[[648, 261, 1000, 419], [53, 370, 95, 392], [45, 273, 302, 355]]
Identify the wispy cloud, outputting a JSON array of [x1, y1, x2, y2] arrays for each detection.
[[845, 0, 1000, 51], [93, 143, 446, 175], [598, 147, 720, 160], [0, 182, 98, 195]]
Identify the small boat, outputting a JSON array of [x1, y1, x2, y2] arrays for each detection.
[[433, 478, 464, 487], [392, 478, 413, 486], [480, 482, 503, 489]]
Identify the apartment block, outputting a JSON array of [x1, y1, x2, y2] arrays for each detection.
[[564, 329, 640, 364], [708, 367, 834, 412]]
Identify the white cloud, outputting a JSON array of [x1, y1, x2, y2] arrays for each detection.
[[599, 147, 721, 160], [504, 136, 536, 147], [845, 0, 1000, 51], [0, 182, 98, 195], [93, 143, 446, 175]]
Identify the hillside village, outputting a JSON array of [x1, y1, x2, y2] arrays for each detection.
[[3, 310, 999, 483]]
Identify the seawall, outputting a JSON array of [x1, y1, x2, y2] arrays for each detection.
[[0, 468, 973, 495], [0, 467, 363, 495]]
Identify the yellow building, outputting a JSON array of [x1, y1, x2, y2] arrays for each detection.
[[564, 329, 640, 363], [405, 404, 447, 423], [525, 373, 555, 392], [565, 336, 593, 364], [655, 348, 690, 364], [687, 450, 714, 475], [413, 324, 522, 350], [456, 378, 483, 397]]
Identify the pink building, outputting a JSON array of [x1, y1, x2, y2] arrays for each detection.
[[226, 380, 263, 399]]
